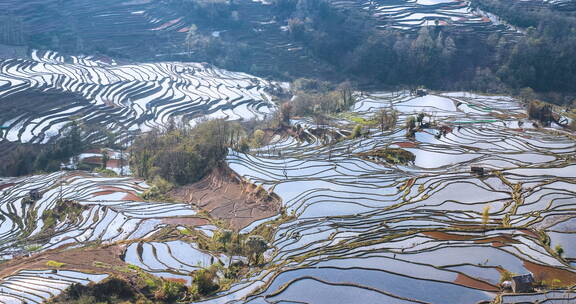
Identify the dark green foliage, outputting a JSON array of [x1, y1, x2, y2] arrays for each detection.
[[471, 0, 576, 96], [41, 199, 87, 232], [0, 122, 84, 177], [358, 148, 416, 165], [48, 277, 137, 304], [290, 79, 355, 116], [527, 101, 554, 126], [245, 235, 268, 266], [192, 265, 220, 296], [153, 279, 188, 303], [48, 273, 189, 304], [130, 119, 241, 186], [350, 124, 363, 139]]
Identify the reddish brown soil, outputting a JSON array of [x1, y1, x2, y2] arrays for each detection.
[[524, 260, 576, 285], [393, 142, 418, 148], [106, 159, 121, 168], [0, 245, 126, 280], [422, 231, 474, 241], [169, 166, 281, 230], [454, 273, 499, 291], [518, 229, 539, 238], [90, 186, 141, 201], [123, 192, 142, 201], [82, 156, 103, 165], [0, 183, 16, 190], [473, 235, 519, 247]]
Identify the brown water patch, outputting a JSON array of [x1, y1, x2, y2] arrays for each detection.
[[83, 156, 102, 165], [91, 190, 116, 197], [519, 229, 539, 238], [123, 192, 141, 201], [106, 159, 121, 168]]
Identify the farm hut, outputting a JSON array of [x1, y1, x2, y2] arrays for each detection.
[[511, 273, 534, 293], [471, 166, 485, 176]]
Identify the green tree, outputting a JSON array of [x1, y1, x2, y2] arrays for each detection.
[[214, 229, 233, 251], [245, 235, 268, 266]]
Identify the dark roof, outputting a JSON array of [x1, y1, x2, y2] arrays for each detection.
[[512, 274, 534, 284]]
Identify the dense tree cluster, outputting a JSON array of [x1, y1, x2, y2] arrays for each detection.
[[0, 122, 84, 176], [273, 0, 576, 102], [289, 78, 355, 116], [471, 0, 576, 98], [129, 119, 244, 186]]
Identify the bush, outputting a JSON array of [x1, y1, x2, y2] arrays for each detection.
[[350, 124, 363, 139], [245, 235, 268, 266], [555, 244, 564, 257], [154, 279, 187, 302], [48, 277, 137, 303], [251, 129, 266, 148], [192, 265, 220, 296], [373, 109, 398, 131], [46, 260, 66, 268]]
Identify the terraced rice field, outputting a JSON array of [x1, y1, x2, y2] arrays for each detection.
[[0, 50, 277, 145], [2, 88, 575, 303], [215, 92, 576, 303], [517, 0, 576, 11], [329, 0, 521, 35]]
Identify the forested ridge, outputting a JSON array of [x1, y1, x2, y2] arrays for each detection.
[[0, 0, 574, 104]]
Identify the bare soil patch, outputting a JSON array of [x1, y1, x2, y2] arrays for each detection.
[[0, 245, 126, 280], [169, 166, 281, 230]]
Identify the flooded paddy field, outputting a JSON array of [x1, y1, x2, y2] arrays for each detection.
[[0, 89, 575, 304], [0, 50, 276, 145]]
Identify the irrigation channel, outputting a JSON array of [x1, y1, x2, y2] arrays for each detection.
[[0, 59, 575, 303]]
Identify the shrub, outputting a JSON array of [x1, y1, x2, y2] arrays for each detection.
[[251, 129, 266, 148], [482, 205, 490, 226], [154, 279, 187, 302], [93, 168, 118, 177], [245, 235, 268, 266], [213, 229, 233, 251], [192, 266, 219, 296], [555, 244, 564, 257], [350, 124, 363, 139], [373, 109, 398, 131], [405, 116, 416, 130], [46, 260, 66, 268], [499, 269, 516, 283]]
